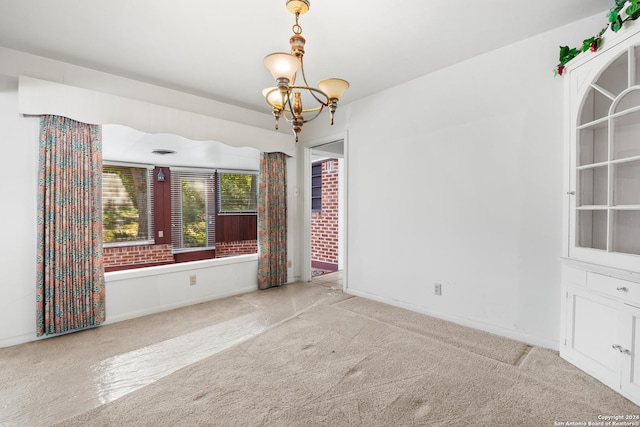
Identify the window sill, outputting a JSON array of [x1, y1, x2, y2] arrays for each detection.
[[105, 253, 258, 282], [104, 240, 155, 248]]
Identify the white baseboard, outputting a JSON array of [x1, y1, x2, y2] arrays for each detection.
[[0, 333, 46, 349], [344, 288, 559, 351], [0, 285, 258, 349]]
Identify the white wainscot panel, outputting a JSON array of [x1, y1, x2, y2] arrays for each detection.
[[104, 255, 258, 323]]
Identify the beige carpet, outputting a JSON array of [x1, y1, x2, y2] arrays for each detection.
[[53, 292, 638, 426], [334, 297, 530, 365]]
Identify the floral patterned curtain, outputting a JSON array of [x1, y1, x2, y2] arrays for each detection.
[[257, 152, 288, 289], [36, 115, 105, 336]]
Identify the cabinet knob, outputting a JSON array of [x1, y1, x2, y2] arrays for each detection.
[[566, 191, 576, 195], [617, 286, 629, 292], [622, 348, 632, 355]]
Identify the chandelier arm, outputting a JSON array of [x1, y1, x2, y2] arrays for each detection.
[[289, 85, 329, 103], [301, 106, 325, 123], [282, 85, 328, 118], [282, 91, 322, 123], [284, 90, 297, 119], [298, 57, 310, 86], [282, 105, 324, 114], [279, 104, 323, 114], [280, 106, 325, 124], [299, 58, 328, 107]]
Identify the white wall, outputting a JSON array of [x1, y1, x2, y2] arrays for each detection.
[[0, 47, 274, 131], [302, 14, 605, 349], [0, 75, 39, 348]]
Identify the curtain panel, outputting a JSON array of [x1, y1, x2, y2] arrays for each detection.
[[257, 152, 288, 289], [36, 115, 105, 336]]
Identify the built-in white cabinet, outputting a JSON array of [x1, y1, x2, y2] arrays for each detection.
[[561, 266, 640, 405], [567, 34, 640, 270], [561, 20, 640, 406]]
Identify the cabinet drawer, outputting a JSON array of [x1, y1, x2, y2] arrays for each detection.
[[587, 273, 640, 304]]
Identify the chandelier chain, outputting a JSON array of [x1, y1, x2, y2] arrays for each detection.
[[292, 13, 302, 35]]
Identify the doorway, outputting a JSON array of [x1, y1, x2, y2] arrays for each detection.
[[308, 139, 345, 283]]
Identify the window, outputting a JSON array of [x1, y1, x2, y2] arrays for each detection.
[[101, 126, 261, 270], [102, 164, 154, 245], [102, 164, 259, 268], [181, 178, 208, 248], [218, 171, 258, 214], [311, 162, 322, 211], [171, 170, 216, 251]]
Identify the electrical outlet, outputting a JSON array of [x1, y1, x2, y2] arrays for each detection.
[[190, 275, 197, 286], [287, 260, 292, 268], [434, 283, 442, 296]]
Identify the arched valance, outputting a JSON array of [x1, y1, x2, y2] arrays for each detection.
[[18, 76, 295, 157]]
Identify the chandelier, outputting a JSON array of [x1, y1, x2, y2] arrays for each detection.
[[263, 0, 349, 142]]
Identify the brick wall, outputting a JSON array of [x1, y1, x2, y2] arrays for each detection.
[[104, 239, 258, 271], [311, 158, 339, 269], [216, 240, 258, 258], [104, 244, 174, 271]]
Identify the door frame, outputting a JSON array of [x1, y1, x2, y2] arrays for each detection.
[[301, 131, 348, 290]]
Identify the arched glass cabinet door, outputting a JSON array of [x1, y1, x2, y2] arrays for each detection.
[[574, 45, 640, 262]]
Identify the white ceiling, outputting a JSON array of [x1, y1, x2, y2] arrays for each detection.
[[0, 0, 612, 167], [0, 0, 611, 113]]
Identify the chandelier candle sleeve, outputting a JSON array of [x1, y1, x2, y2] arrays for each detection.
[[262, 0, 349, 142]]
